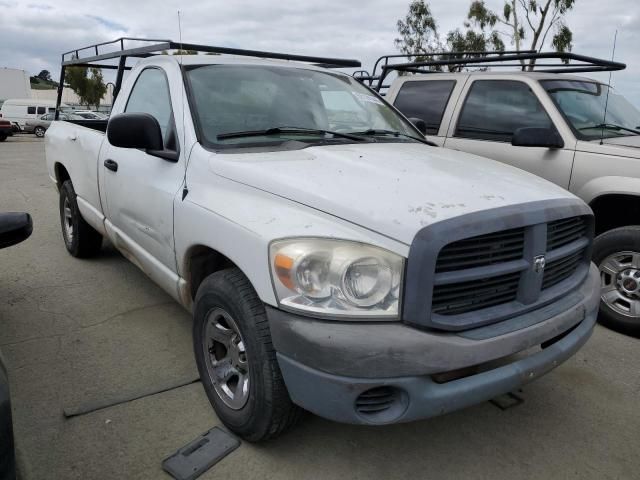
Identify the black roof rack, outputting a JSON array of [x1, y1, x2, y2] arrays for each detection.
[[355, 51, 626, 93], [55, 37, 361, 116]]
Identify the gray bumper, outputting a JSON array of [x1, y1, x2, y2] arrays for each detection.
[[269, 263, 600, 425]]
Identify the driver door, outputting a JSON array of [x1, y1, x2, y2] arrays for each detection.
[[444, 78, 575, 188], [101, 67, 185, 290]]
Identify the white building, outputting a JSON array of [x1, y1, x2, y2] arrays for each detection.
[[0, 68, 31, 102]]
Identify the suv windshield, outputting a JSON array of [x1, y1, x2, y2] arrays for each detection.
[[542, 80, 640, 140], [185, 65, 418, 148]]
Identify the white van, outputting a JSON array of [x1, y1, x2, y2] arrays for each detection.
[[0, 99, 66, 129]]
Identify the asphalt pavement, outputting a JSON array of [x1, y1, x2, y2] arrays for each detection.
[[0, 135, 638, 479]]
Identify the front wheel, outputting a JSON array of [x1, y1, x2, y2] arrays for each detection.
[[193, 268, 302, 441], [34, 126, 46, 138], [594, 226, 640, 337]]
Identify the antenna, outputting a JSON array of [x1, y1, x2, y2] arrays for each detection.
[[177, 10, 189, 200], [600, 30, 618, 145]]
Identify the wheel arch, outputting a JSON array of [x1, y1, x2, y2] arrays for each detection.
[[54, 162, 71, 191], [589, 193, 640, 235], [182, 244, 244, 302]]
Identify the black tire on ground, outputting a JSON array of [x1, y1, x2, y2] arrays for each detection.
[[193, 268, 302, 442], [593, 226, 640, 337], [0, 134, 6, 142], [59, 180, 103, 258], [34, 126, 46, 138]]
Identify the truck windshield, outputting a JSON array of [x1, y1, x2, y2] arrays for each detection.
[[185, 65, 417, 148], [541, 80, 640, 140]]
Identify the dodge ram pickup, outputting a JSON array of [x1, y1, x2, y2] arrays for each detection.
[[46, 39, 600, 441]]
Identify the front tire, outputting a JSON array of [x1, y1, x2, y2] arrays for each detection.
[[193, 268, 301, 441], [0, 134, 6, 142], [59, 180, 103, 258], [593, 226, 640, 337], [34, 126, 46, 138]]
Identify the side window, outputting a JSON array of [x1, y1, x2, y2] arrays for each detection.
[[455, 80, 553, 142], [393, 80, 456, 135], [27, 106, 36, 114], [125, 68, 177, 150], [37, 106, 46, 115]]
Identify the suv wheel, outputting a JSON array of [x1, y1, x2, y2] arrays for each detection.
[[34, 126, 46, 138], [59, 180, 103, 257], [594, 226, 640, 337], [193, 268, 302, 441]]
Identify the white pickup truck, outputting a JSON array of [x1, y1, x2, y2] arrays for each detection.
[[371, 51, 640, 336], [46, 39, 599, 441]]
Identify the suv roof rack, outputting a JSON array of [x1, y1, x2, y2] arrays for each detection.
[[354, 51, 626, 93], [56, 37, 361, 113]]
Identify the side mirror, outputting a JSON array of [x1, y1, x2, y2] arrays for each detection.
[[408, 117, 427, 135], [512, 127, 564, 149], [107, 112, 163, 150], [0, 212, 33, 249]]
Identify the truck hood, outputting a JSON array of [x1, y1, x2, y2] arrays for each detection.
[[209, 143, 575, 245]]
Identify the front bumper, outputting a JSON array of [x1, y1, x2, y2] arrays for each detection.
[[269, 263, 600, 425]]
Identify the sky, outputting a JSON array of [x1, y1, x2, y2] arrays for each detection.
[[0, 0, 638, 104]]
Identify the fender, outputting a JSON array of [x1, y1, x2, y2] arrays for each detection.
[[574, 176, 640, 205]]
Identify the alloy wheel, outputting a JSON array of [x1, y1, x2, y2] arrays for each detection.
[[599, 251, 640, 318], [202, 307, 250, 410]]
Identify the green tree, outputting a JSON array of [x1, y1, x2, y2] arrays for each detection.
[[65, 65, 107, 110], [466, 0, 575, 67], [37, 70, 52, 82], [394, 0, 442, 61], [395, 0, 501, 72]]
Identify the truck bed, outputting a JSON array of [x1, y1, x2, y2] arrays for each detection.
[[64, 119, 108, 133]]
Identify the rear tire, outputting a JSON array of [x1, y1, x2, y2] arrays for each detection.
[[59, 180, 102, 258], [34, 126, 45, 138], [593, 226, 640, 337], [193, 268, 302, 442], [0, 134, 6, 142]]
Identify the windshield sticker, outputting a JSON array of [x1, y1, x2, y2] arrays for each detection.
[[352, 92, 384, 106]]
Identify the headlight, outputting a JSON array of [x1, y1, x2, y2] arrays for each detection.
[[269, 238, 404, 318]]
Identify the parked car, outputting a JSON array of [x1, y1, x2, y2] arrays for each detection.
[[0, 212, 33, 480], [0, 99, 67, 130], [371, 52, 640, 336], [0, 120, 12, 142], [24, 113, 82, 137], [46, 39, 600, 441], [71, 110, 108, 120]]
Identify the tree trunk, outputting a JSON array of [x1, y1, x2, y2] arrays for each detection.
[[527, 0, 553, 70]]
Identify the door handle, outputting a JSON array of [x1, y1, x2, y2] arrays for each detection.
[[104, 159, 118, 172], [68, 135, 77, 141]]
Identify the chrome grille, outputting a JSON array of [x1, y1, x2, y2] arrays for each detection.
[[435, 227, 525, 273]]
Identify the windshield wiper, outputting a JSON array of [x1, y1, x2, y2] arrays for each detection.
[[578, 123, 640, 135], [349, 129, 437, 146], [217, 127, 368, 142]]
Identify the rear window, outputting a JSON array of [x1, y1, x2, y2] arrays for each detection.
[[27, 106, 36, 114], [393, 80, 456, 135], [37, 106, 46, 115]]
